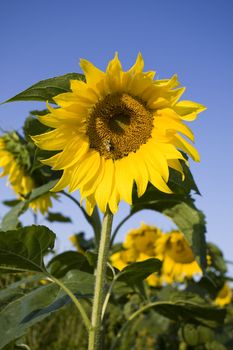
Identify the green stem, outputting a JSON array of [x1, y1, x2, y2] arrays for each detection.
[[48, 275, 91, 331], [88, 207, 113, 350], [15, 345, 31, 350]]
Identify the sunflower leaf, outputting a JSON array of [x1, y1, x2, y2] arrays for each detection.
[[23, 115, 50, 141], [0, 202, 26, 231], [45, 212, 72, 223], [135, 300, 226, 328], [117, 258, 162, 285], [169, 162, 201, 195], [131, 185, 207, 270], [0, 270, 94, 349], [0, 274, 46, 311], [3, 73, 85, 104], [2, 199, 21, 208], [0, 225, 55, 273], [47, 251, 93, 278]]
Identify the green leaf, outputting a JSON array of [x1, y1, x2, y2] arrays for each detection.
[[3, 73, 85, 104], [30, 148, 58, 173], [0, 225, 55, 273], [0, 274, 45, 311], [1, 342, 15, 350], [28, 180, 58, 202], [207, 243, 227, 274], [168, 162, 200, 195], [1, 180, 57, 231], [148, 301, 226, 328], [165, 201, 206, 270], [23, 115, 50, 141], [117, 258, 162, 285], [1, 202, 26, 231], [131, 184, 207, 270], [45, 212, 72, 223], [0, 270, 94, 349], [47, 251, 93, 278], [2, 200, 21, 208]]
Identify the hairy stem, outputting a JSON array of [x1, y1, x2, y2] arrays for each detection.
[[88, 207, 113, 350]]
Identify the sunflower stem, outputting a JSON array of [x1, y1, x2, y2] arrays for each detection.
[[88, 207, 113, 350]]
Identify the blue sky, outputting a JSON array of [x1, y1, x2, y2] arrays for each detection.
[[0, 1, 232, 266]]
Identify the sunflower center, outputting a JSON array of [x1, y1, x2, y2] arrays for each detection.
[[87, 93, 153, 159], [167, 239, 195, 264]]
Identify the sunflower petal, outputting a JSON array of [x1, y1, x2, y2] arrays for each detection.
[[80, 59, 104, 85], [128, 52, 144, 75]]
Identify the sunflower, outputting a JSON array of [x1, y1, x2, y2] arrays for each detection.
[[110, 248, 139, 271], [111, 223, 163, 286], [0, 135, 54, 214], [156, 231, 202, 282], [214, 283, 232, 307], [123, 223, 163, 257], [32, 53, 205, 214]]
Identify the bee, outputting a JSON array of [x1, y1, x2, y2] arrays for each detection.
[[103, 139, 114, 152]]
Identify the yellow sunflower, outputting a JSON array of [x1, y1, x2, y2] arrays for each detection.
[[0, 136, 54, 214], [214, 283, 232, 307], [123, 222, 163, 257], [111, 223, 163, 286], [32, 53, 205, 214], [111, 248, 139, 271], [155, 231, 202, 282]]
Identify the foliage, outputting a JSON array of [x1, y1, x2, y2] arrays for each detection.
[[0, 74, 231, 350]]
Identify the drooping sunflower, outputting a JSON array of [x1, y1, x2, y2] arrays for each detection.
[[214, 283, 232, 307], [32, 53, 205, 214], [0, 134, 54, 214], [155, 231, 202, 282]]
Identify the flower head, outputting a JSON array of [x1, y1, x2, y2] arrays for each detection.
[[214, 283, 232, 307], [124, 223, 163, 256], [0, 133, 54, 214], [111, 223, 163, 286], [156, 231, 202, 282], [32, 53, 205, 214], [111, 248, 139, 271]]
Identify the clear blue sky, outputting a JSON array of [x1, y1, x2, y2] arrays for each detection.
[[0, 1, 232, 265]]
